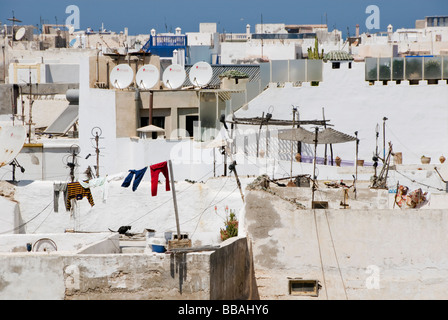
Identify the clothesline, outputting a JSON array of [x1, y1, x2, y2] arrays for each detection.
[[53, 161, 173, 213]]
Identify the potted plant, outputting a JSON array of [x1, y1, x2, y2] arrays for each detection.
[[220, 210, 238, 241], [421, 155, 431, 164], [335, 156, 342, 167]]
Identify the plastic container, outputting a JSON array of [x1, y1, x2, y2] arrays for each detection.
[[147, 237, 166, 253], [151, 245, 166, 253]]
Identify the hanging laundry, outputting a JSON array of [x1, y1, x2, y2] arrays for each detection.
[[79, 176, 106, 189], [53, 182, 68, 212], [66, 182, 95, 211], [121, 167, 148, 191], [150, 161, 170, 196], [80, 176, 107, 202]]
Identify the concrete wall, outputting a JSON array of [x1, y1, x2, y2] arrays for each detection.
[[242, 188, 448, 299], [0, 197, 21, 235], [88, 54, 160, 89], [210, 237, 259, 300], [0, 233, 119, 253], [234, 61, 448, 165], [0, 140, 80, 182], [221, 41, 301, 64]]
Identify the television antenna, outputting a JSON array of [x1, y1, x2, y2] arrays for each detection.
[[136, 64, 159, 90], [7, 11, 21, 44], [189, 61, 213, 87], [63, 144, 81, 182], [162, 64, 185, 89], [109, 64, 134, 89], [88, 126, 104, 177]]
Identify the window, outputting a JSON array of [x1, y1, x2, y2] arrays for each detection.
[[312, 201, 328, 209], [289, 279, 319, 297], [332, 62, 340, 69]]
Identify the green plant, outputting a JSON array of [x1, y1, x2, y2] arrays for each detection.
[[392, 59, 404, 80], [424, 60, 441, 79], [219, 70, 249, 79], [220, 210, 238, 241], [405, 58, 422, 79], [378, 65, 391, 80], [307, 37, 324, 60]]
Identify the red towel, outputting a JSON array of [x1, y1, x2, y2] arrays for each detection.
[[150, 161, 170, 196]]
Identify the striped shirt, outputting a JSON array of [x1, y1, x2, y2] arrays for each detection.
[[66, 182, 95, 210]]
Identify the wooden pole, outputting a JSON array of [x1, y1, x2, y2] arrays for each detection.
[[232, 163, 245, 203], [290, 108, 296, 181], [311, 127, 318, 206], [354, 131, 359, 200], [168, 160, 181, 240], [256, 112, 264, 157]]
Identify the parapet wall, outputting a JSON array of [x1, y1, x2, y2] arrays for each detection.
[[0, 236, 253, 300], [242, 189, 448, 299]]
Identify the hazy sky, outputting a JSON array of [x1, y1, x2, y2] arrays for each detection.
[[1, 0, 447, 37]]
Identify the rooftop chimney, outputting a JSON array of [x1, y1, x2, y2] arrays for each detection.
[[356, 24, 359, 37]]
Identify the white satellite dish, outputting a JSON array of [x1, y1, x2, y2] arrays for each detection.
[[68, 26, 75, 35], [110, 64, 134, 89], [162, 64, 186, 89], [136, 64, 159, 89], [15, 27, 26, 41], [0, 125, 27, 168], [189, 61, 213, 87]]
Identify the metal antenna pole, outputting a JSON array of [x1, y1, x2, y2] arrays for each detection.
[[382, 117, 388, 162], [95, 132, 100, 177]]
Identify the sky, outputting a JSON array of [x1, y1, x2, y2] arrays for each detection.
[[1, 0, 447, 38]]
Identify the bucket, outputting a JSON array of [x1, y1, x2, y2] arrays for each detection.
[[151, 245, 166, 253], [147, 237, 166, 253]]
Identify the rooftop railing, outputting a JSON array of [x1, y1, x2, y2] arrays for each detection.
[[365, 56, 448, 82]]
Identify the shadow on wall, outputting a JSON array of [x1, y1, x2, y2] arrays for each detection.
[[210, 236, 260, 300]]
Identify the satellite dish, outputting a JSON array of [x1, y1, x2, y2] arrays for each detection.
[[189, 61, 213, 87], [69, 38, 77, 47], [110, 64, 134, 89], [15, 27, 26, 41], [162, 64, 186, 89], [68, 26, 75, 35], [136, 64, 160, 89], [0, 125, 27, 168]]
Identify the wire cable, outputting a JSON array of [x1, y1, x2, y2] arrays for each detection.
[[0, 200, 54, 235]]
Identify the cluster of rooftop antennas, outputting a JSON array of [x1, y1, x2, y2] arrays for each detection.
[[109, 61, 213, 90]]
